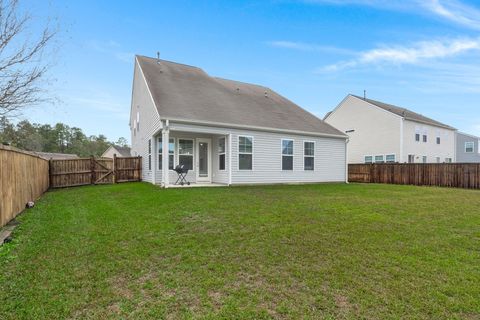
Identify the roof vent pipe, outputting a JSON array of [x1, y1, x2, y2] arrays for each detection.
[[363, 90, 366, 100], [264, 91, 268, 98]]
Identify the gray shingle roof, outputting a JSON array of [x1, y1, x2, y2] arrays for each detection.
[[112, 146, 131, 157], [137, 55, 346, 137], [352, 95, 456, 130], [34, 152, 79, 160]]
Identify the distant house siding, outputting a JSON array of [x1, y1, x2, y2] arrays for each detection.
[[456, 132, 480, 163], [402, 120, 456, 163], [130, 58, 162, 183], [325, 95, 402, 164]]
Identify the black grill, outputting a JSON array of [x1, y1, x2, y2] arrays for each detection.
[[173, 165, 190, 186]]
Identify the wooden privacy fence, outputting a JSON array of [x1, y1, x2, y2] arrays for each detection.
[[349, 163, 480, 189], [49, 155, 142, 188], [0, 145, 49, 228]]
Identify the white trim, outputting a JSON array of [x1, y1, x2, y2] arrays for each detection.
[[238, 135, 254, 171], [158, 137, 175, 170], [167, 117, 348, 139], [196, 138, 212, 183], [281, 138, 294, 171], [374, 155, 385, 163], [228, 134, 232, 185], [218, 136, 226, 171], [303, 140, 315, 171], [385, 154, 396, 163], [364, 155, 373, 164], [399, 119, 404, 162], [465, 141, 475, 153]]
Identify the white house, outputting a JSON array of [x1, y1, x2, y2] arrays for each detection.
[[324, 95, 456, 164], [129, 55, 347, 187]]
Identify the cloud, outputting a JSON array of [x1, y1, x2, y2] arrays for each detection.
[[319, 37, 480, 72], [302, 0, 480, 30], [86, 40, 134, 64], [267, 40, 355, 55]]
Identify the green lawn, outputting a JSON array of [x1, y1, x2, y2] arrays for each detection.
[[0, 183, 479, 319]]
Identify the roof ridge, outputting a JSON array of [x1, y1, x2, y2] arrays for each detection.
[[136, 55, 203, 70]]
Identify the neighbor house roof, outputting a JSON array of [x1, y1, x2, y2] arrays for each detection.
[[136, 55, 346, 137], [104, 146, 131, 157], [457, 131, 480, 139], [34, 152, 79, 160], [351, 95, 456, 130]]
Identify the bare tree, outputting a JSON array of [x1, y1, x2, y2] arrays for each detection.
[[0, 0, 56, 117]]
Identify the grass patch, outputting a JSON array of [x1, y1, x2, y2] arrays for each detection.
[[0, 182, 479, 319]]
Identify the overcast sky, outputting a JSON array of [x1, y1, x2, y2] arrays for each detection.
[[23, 0, 480, 142]]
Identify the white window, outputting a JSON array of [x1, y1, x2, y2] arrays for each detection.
[[408, 154, 415, 163], [445, 158, 452, 163], [415, 133, 420, 142], [465, 141, 474, 153], [364, 156, 373, 164], [158, 137, 175, 170], [436, 137, 441, 144], [238, 136, 253, 170], [136, 111, 140, 132], [178, 139, 194, 170], [148, 139, 151, 170], [436, 157, 441, 163], [304, 141, 314, 171], [423, 134, 427, 143], [218, 137, 226, 171], [282, 139, 294, 170], [375, 155, 384, 163], [386, 154, 395, 163], [422, 156, 427, 163]]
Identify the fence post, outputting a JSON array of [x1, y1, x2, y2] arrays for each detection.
[[113, 154, 117, 184], [138, 155, 142, 181], [48, 159, 53, 189], [90, 156, 95, 184]]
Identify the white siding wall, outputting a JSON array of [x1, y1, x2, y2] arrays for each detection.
[[402, 120, 456, 163], [158, 122, 346, 185], [130, 58, 162, 182], [325, 96, 402, 164]]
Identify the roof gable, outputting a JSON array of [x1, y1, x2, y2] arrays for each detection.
[[136, 55, 345, 137]]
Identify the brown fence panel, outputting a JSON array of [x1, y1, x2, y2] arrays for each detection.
[[49, 156, 142, 188], [0, 145, 49, 227], [348, 163, 480, 189]]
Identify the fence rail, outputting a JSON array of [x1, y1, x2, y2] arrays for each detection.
[[349, 163, 480, 189], [0, 145, 50, 228], [49, 155, 142, 188]]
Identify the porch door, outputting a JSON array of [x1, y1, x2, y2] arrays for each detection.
[[196, 138, 212, 183]]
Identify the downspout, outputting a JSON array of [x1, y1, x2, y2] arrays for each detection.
[[345, 138, 349, 184], [228, 133, 232, 186]]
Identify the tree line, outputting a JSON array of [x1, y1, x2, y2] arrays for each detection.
[[0, 117, 128, 157]]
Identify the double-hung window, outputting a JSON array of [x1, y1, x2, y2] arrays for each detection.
[[158, 137, 175, 170], [238, 136, 253, 170], [386, 154, 395, 163], [218, 137, 226, 171], [374, 155, 384, 163], [423, 134, 427, 142], [178, 139, 194, 170], [148, 139, 151, 170], [365, 156, 373, 164], [282, 139, 293, 170], [465, 141, 474, 153], [304, 141, 314, 171], [415, 133, 420, 142]]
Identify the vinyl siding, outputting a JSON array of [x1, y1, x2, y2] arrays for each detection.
[[455, 132, 480, 163], [159, 122, 346, 184], [325, 95, 402, 164], [402, 120, 456, 163], [130, 58, 162, 182]]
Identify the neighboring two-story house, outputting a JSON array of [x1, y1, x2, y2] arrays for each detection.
[[324, 95, 457, 164], [456, 132, 480, 163], [129, 55, 347, 187]]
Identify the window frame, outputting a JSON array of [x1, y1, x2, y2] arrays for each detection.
[[415, 133, 420, 142], [364, 155, 373, 164], [218, 137, 226, 171], [158, 137, 175, 170], [281, 139, 294, 171], [178, 138, 194, 171], [303, 141, 315, 171], [465, 141, 474, 153], [436, 136, 441, 144], [422, 156, 427, 163], [148, 139, 151, 171], [385, 154, 396, 163], [422, 134, 427, 143], [374, 155, 384, 163], [238, 135, 253, 171]]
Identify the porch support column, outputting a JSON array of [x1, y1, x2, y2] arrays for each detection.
[[228, 133, 232, 185], [162, 122, 170, 188]]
